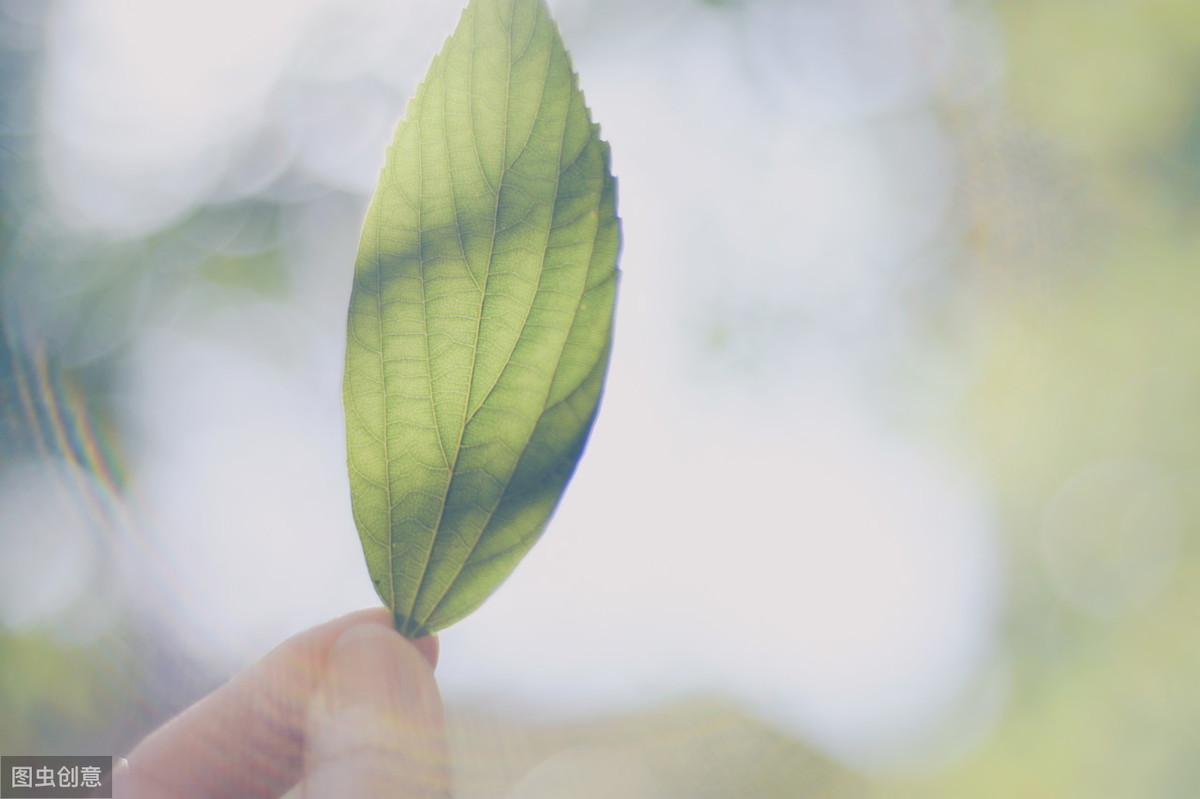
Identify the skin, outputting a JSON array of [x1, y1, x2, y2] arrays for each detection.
[[114, 608, 450, 798]]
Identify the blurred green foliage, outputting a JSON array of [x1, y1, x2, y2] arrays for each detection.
[[883, 2, 1200, 796], [0, 632, 119, 755]]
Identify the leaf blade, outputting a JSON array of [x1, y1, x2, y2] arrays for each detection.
[[344, 0, 619, 637]]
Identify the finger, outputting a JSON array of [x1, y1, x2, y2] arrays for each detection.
[[120, 608, 438, 799], [293, 623, 450, 798], [122, 607, 389, 799]]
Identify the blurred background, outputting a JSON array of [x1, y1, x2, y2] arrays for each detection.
[[1, 0, 1197, 795]]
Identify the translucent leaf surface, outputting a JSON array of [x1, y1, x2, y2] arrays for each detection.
[[344, 0, 619, 637]]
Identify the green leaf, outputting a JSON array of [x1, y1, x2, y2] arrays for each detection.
[[343, 0, 619, 637]]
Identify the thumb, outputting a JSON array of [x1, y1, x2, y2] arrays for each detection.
[[290, 622, 450, 798]]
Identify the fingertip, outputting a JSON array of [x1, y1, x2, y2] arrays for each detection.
[[323, 623, 440, 716], [305, 622, 449, 796]]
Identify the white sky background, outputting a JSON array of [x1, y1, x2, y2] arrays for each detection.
[[7, 0, 1007, 771]]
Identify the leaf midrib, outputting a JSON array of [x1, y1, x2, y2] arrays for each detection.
[[421, 50, 594, 627], [407, 3, 523, 627]]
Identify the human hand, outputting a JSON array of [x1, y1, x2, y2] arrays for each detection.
[[113, 608, 449, 798]]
